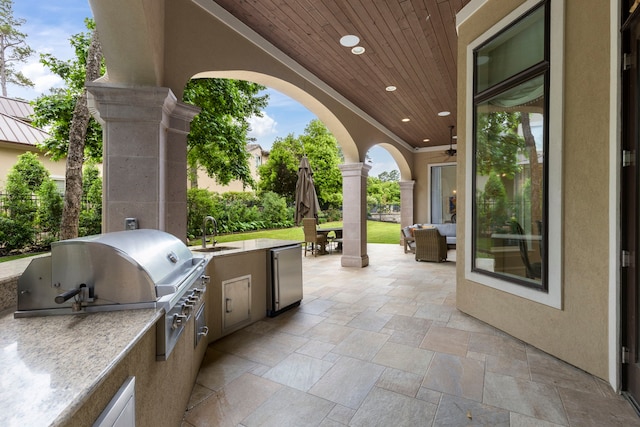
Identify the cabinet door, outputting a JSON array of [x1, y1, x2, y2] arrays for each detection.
[[223, 275, 251, 330]]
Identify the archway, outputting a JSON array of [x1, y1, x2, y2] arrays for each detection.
[[191, 71, 361, 163]]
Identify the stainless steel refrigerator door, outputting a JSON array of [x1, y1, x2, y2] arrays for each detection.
[[271, 245, 303, 311]]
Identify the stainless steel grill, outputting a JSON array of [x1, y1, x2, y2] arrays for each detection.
[[15, 229, 210, 360]]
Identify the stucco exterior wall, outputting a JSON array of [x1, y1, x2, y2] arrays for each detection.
[[456, 0, 611, 379], [197, 146, 267, 193], [0, 143, 67, 189]]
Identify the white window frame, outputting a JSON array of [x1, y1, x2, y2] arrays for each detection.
[[464, 0, 564, 309]]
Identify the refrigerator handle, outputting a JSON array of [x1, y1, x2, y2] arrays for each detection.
[[273, 253, 280, 309]]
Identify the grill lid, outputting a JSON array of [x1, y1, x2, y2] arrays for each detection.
[[16, 229, 208, 317], [50, 229, 200, 303]]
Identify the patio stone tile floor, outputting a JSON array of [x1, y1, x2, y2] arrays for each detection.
[[182, 244, 640, 427]]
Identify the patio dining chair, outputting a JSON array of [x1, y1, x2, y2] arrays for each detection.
[[302, 218, 327, 256]]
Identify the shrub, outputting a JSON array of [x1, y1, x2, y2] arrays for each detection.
[[187, 188, 217, 239], [36, 178, 63, 243], [260, 191, 289, 225], [79, 165, 102, 237]]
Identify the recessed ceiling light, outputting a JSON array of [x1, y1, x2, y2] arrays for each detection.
[[423, 138, 430, 142], [402, 118, 410, 122], [351, 46, 365, 55], [385, 85, 397, 92], [438, 111, 451, 117], [340, 35, 360, 47]]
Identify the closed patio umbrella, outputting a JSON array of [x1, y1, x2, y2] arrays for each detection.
[[295, 156, 321, 225]]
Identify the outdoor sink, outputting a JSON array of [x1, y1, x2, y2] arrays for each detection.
[[193, 246, 238, 253]]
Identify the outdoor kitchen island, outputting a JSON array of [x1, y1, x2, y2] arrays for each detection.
[[0, 238, 302, 427]]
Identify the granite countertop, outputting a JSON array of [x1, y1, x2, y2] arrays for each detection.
[[0, 307, 161, 426], [189, 238, 301, 257]]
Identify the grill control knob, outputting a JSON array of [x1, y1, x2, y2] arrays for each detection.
[[182, 302, 194, 315], [200, 275, 211, 285], [172, 314, 187, 329]]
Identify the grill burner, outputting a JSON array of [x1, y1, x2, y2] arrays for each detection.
[[15, 229, 210, 360]]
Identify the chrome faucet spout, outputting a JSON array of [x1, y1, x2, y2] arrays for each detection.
[[202, 216, 218, 248]]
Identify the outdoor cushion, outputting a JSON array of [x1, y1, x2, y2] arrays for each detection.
[[403, 223, 456, 248]]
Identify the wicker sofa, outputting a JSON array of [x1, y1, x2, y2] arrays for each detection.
[[402, 223, 456, 254]]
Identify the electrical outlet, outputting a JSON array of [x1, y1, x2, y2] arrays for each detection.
[[125, 218, 138, 230]]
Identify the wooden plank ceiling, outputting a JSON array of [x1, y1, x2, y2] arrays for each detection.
[[213, 0, 469, 149]]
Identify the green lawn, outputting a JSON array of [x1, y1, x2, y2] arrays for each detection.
[[0, 252, 46, 263], [197, 220, 401, 245], [2, 221, 401, 263]]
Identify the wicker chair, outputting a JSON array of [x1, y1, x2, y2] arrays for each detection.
[[302, 218, 327, 256], [414, 228, 448, 262]]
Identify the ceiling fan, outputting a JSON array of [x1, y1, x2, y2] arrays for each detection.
[[444, 125, 457, 157]]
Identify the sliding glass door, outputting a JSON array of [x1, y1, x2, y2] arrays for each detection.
[[430, 164, 457, 224]]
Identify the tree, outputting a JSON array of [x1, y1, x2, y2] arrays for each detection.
[[258, 120, 343, 209], [367, 175, 400, 212], [1, 152, 49, 250], [300, 120, 343, 208], [79, 162, 102, 236], [36, 178, 63, 242], [31, 19, 104, 240], [475, 111, 525, 179], [183, 78, 268, 188], [377, 170, 400, 182], [258, 134, 303, 202], [0, 0, 34, 96]]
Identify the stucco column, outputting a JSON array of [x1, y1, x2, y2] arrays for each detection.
[[399, 180, 415, 245], [339, 162, 371, 268], [86, 84, 200, 241]]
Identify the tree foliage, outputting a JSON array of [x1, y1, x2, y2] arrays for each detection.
[[258, 120, 343, 209], [36, 179, 63, 242], [258, 134, 302, 202], [300, 120, 343, 207], [186, 188, 293, 238], [367, 171, 400, 211], [0, 153, 56, 250], [31, 19, 104, 162], [8, 151, 48, 191], [0, 0, 34, 96], [377, 169, 400, 182], [78, 163, 102, 236], [183, 78, 268, 188], [475, 111, 525, 179]]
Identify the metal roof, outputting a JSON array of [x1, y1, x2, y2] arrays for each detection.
[[0, 112, 49, 146], [0, 96, 34, 122]]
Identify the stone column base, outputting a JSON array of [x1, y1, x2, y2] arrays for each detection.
[[341, 254, 370, 268]]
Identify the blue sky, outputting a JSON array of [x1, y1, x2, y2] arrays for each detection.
[[10, 0, 396, 177]]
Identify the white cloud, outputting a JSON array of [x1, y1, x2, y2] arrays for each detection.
[[248, 113, 278, 143], [21, 62, 64, 93]]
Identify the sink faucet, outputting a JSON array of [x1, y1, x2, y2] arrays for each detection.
[[202, 216, 218, 248]]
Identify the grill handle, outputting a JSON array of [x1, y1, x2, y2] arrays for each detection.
[[55, 288, 82, 304]]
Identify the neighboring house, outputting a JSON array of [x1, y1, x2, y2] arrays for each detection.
[[196, 143, 268, 193], [0, 96, 66, 191]]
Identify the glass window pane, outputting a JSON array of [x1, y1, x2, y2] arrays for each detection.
[[473, 75, 545, 288], [476, 5, 545, 93], [431, 165, 457, 224]]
